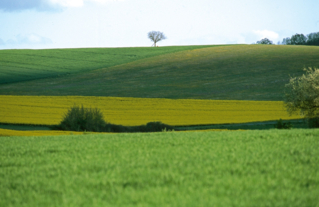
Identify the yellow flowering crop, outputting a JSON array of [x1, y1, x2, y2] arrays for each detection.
[[0, 95, 301, 126]]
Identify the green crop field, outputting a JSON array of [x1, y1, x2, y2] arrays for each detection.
[[0, 45, 217, 85], [1, 44, 319, 100], [1, 129, 319, 207]]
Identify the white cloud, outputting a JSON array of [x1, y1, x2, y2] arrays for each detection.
[[49, 0, 84, 7], [89, 0, 125, 3], [175, 33, 249, 46], [21, 34, 52, 44], [253, 30, 279, 40], [0, 0, 59, 12], [0, 0, 124, 11], [48, 0, 124, 7], [0, 38, 5, 45], [1, 34, 52, 48]]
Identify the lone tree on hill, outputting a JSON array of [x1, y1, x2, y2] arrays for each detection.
[[256, 38, 273, 44], [284, 67, 319, 121], [148, 31, 166, 47]]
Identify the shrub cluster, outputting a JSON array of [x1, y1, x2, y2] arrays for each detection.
[[256, 38, 273, 45], [307, 118, 319, 128], [57, 105, 106, 132], [104, 122, 174, 133], [274, 119, 293, 129], [55, 105, 175, 133]]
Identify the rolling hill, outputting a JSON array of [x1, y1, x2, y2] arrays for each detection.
[[1, 44, 319, 100], [0, 45, 217, 84]]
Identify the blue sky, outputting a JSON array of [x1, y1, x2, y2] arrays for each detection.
[[0, 0, 318, 49]]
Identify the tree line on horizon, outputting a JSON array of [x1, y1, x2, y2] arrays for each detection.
[[256, 31, 319, 46]]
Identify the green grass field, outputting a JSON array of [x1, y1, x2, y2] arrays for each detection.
[[1, 130, 319, 207], [0, 45, 217, 85], [1, 45, 319, 100]]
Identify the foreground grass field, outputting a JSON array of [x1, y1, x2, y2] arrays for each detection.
[[1, 129, 318, 207], [0, 95, 301, 126], [1, 45, 319, 100]]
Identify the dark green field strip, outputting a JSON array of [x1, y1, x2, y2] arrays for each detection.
[[0, 129, 318, 206], [0, 118, 307, 131], [0, 64, 68, 74], [0, 45, 219, 84], [2, 45, 317, 100], [0, 65, 61, 84], [0, 124, 51, 131], [175, 119, 307, 130]]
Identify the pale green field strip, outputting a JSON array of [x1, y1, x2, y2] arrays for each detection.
[[0, 95, 301, 126], [1, 129, 318, 206]]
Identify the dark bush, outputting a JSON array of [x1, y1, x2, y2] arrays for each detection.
[[104, 121, 175, 133], [57, 105, 107, 132], [143, 121, 174, 132], [256, 38, 273, 45], [104, 123, 129, 133], [308, 117, 319, 128], [274, 119, 293, 129]]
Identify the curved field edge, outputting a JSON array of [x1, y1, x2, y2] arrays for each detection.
[[1, 129, 318, 207], [0, 127, 235, 136], [0, 95, 301, 126], [1, 45, 319, 101], [0, 45, 221, 84], [0, 128, 85, 136]]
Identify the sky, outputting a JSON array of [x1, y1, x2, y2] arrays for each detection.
[[0, 0, 318, 49]]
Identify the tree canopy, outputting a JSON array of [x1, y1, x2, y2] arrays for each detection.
[[284, 67, 319, 118], [290, 33, 307, 45], [148, 31, 166, 47], [281, 31, 319, 46], [281, 37, 291, 45], [256, 38, 273, 45], [307, 32, 319, 46]]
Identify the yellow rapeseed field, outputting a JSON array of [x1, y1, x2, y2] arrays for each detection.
[[0, 95, 301, 126]]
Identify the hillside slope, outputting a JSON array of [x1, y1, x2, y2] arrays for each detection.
[[0, 45, 216, 84], [1, 45, 319, 100]]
